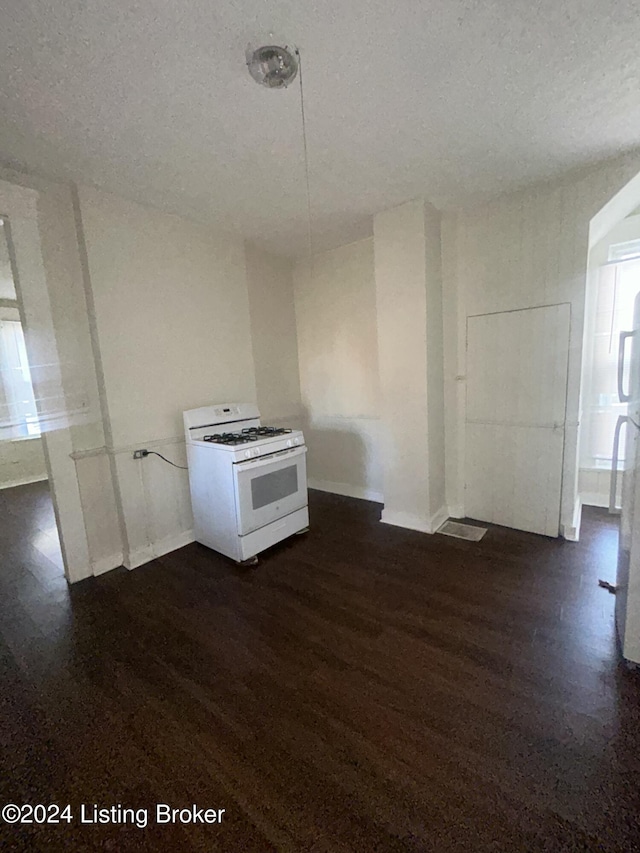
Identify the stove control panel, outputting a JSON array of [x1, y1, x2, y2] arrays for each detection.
[[214, 405, 240, 417], [286, 437, 301, 447], [243, 447, 262, 459]]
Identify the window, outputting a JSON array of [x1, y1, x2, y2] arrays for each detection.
[[582, 245, 640, 468], [0, 318, 41, 439], [608, 238, 640, 263]]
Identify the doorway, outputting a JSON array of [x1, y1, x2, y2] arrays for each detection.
[[1, 212, 64, 576], [1, 218, 49, 488], [0, 210, 64, 579], [0, 178, 91, 583], [579, 216, 640, 510]]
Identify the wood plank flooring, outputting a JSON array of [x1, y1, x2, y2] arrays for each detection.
[[1, 482, 639, 851]]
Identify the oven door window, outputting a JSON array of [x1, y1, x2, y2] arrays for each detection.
[[235, 450, 307, 535], [251, 464, 298, 510]]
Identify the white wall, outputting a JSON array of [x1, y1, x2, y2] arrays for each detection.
[[442, 152, 640, 537], [76, 186, 257, 568], [0, 438, 47, 489], [245, 243, 302, 426], [293, 238, 383, 501], [579, 468, 622, 509]]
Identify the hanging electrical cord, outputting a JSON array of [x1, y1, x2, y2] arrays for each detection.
[[247, 42, 314, 268], [296, 47, 314, 265], [136, 449, 188, 470]]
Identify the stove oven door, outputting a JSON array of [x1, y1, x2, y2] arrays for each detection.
[[233, 446, 308, 535]]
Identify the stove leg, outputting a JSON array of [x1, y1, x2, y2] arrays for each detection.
[[237, 556, 258, 567], [296, 527, 310, 535]]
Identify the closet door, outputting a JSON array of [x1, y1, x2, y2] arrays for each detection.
[[465, 304, 570, 537]]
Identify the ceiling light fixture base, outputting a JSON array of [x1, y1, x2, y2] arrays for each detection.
[[246, 44, 299, 89]]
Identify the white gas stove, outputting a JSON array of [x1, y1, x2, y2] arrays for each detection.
[[184, 403, 308, 564]]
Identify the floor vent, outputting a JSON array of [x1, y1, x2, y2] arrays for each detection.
[[436, 520, 487, 542]]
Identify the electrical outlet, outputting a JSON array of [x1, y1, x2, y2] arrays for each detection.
[[133, 449, 148, 460]]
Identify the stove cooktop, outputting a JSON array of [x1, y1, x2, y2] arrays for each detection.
[[202, 426, 293, 446]]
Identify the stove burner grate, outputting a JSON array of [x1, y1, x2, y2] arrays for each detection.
[[241, 426, 293, 437], [203, 432, 258, 446], [202, 426, 294, 446]]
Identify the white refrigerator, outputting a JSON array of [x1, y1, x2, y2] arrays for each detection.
[[611, 291, 640, 665]]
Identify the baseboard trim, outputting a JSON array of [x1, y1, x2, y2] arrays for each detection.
[[380, 506, 450, 535], [562, 525, 580, 542], [0, 474, 48, 491], [561, 495, 582, 542], [308, 478, 383, 504], [92, 554, 124, 576], [125, 547, 154, 571], [380, 509, 432, 534], [430, 506, 450, 533], [154, 529, 195, 558], [125, 529, 195, 570]]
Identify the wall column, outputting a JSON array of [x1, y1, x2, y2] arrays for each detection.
[[373, 199, 447, 533]]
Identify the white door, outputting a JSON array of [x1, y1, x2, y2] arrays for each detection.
[[465, 304, 570, 537]]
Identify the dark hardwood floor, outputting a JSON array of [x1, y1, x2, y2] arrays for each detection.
[[1, 482, 639, 851]]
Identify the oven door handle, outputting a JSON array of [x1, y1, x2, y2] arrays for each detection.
[[234, 445, 307, 472]]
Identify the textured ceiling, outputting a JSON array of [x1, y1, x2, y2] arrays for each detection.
[[1, 0, 640, 256]]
